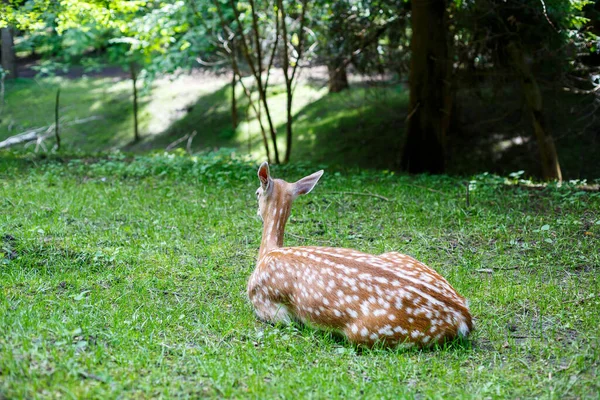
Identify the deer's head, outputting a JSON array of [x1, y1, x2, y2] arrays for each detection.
[[255, 162, 323, 223]]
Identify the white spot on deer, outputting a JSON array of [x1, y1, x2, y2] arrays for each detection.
[[411, 330, 422, 339], [388, 314, 396, 321], [347, 309, 358, 318], [360, 327, 369, 337], [379, 325, 394, 336], [323, 298, 330, 306], [360, 302, 370, 316], [394, 298, 403, 309], [333, 309, 342, 317], [374, 309, 387, 316], [369, 333, 379, 340], [351, 324, 358, 334]]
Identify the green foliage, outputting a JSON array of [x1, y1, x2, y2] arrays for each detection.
[[1, 153, 599, 397]]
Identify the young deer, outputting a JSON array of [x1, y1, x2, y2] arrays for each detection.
[[248, 162, 473, 348]]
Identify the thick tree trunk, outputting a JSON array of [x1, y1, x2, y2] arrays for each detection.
[[507, 42, 562, 182], [231, 70, 238, 129], [1, 27, 18, 79], [327, 62, 349, 93], [400, 0, 452, 174]]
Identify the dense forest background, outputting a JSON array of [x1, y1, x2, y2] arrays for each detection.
[[1, 0, 599, 180]]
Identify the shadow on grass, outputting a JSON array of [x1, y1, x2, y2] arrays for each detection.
[[448, 84, 600, 179], [266, 318, 473, 356], [2, 233, 123, 276], [129, 83, 248, 153], [287, 85, 410, 170]]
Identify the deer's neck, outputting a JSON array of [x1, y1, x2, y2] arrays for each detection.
[[258, 202, 291, 261]]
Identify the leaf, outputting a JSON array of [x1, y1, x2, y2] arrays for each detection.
[[541, 225, 550, 231]]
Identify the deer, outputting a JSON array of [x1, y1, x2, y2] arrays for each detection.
[[248, 162, 473, 348]]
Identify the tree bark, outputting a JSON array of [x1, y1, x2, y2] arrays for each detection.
[[244, 0, 280, 163], [1, 27, 18, 79], [506, 42, 562, 181], [231, 70, 238, 129], [400, 0, 452, 174], [327, 62, 349, 93], [279, 0, 308, 163], [130, 63, 140, 142], [55, 88, 61, 150]]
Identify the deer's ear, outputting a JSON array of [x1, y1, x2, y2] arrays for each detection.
[[292, 170, 324, 198], [258, 162, 272, 191]]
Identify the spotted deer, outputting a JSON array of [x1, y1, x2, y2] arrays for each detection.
[[248, 162, 473, 348]]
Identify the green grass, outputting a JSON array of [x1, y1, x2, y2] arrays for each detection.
[[0, 77, 137, 150], [1, 152, 599, 398]]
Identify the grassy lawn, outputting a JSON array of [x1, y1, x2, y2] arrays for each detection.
[[1, 152, 599, 398]]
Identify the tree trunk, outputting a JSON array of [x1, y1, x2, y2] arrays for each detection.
[[1, 27, 18, 79], [507, 42, 562, 182], [55, 88, 61, 150], [283, 90, 293, 163], [327, 62, 349, 93], [231, 70, 238, 129], [130, 63, 140, 142], [400, 0, 451, 174]]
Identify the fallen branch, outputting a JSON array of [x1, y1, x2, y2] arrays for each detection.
[[325, 191, 390, 201], [288, 232, 332, 244], [476, 266, 520, 274], [166, 133, 191, 151], [79, 371, 107, 383], [403, 182, 449, 196], [0, 116, 102, 150], [186, 130, 197, 155]]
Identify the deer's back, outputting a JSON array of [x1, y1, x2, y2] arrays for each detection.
[[249, 246, 472, 347]]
